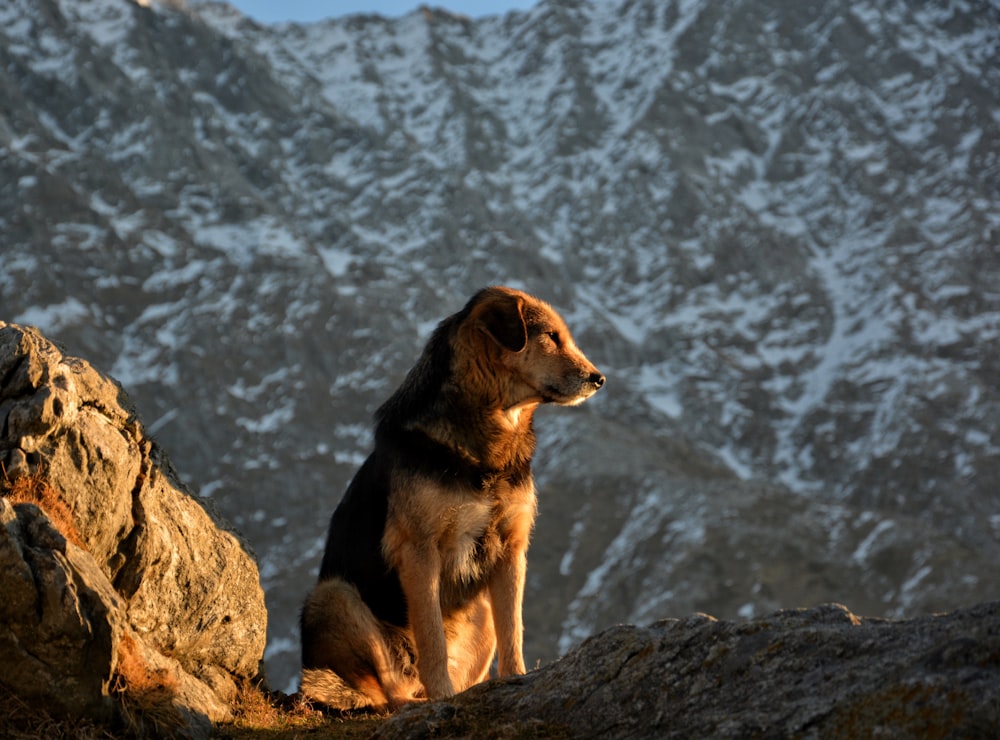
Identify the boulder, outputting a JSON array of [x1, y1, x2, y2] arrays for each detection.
[[376, 601, 1000, 738], [0, 322, 267, 733]]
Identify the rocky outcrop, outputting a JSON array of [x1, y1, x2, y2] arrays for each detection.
[[376, 601, 1000, 738], [0, 322, 267, 734]]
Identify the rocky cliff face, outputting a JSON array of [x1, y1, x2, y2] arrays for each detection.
[[0, 322, 266, 734], [1, 0, 998, 691]]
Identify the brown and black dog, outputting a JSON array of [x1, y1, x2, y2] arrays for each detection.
[[300, 286, 604, 711]]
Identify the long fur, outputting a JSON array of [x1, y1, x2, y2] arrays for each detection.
[[300, 286, 604, 711]]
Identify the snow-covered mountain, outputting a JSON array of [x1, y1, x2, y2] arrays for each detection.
[[3, 0, 998, 691]]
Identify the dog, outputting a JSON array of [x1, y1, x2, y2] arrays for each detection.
[[299, 286, 604, 711]]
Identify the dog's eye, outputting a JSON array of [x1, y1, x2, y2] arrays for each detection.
[[546, 332, 562, 348]]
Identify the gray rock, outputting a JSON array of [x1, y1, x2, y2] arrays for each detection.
[[376, 601, 1000, 738], [0, 499, 121, 722], [0, 322, 266, 730]]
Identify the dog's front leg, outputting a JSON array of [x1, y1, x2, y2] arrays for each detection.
[[396, 544, 455, 699], [490, 547, 527, 676]]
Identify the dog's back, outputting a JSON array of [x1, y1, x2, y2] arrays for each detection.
[[316, 451, 406, 626]]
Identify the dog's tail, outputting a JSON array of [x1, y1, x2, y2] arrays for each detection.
[[300, 577, 424, 711], [300, 668, 384, 711], [299, 653, 424, 713]]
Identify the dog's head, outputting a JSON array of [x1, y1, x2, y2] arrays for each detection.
[[459, 286, 605, 411]]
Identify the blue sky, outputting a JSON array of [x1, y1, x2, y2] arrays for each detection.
[[228, 1, 540, 23]]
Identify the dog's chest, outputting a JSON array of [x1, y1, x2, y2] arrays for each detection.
[[440, 499, 494, 582], [439, 482, 534, 586]]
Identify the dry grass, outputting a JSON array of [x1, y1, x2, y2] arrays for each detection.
[[0, 685, 115, 740], [1, 465, 85, 548], [111, 633, 188, 737], [1, 658, 386, 739], [216, 681, 387, 739]]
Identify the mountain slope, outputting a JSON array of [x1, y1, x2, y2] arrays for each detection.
[[2, 0, 998, 691]]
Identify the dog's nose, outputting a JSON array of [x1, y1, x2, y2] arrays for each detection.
[[589, 372, 606, 388]]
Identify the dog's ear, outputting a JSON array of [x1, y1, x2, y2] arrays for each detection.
[[477, 293, 527, 353]]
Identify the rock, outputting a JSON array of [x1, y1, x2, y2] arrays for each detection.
[[375, 601, 1000, 738], [0, 322, 267, 732], [0, 499, 121, 722]]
